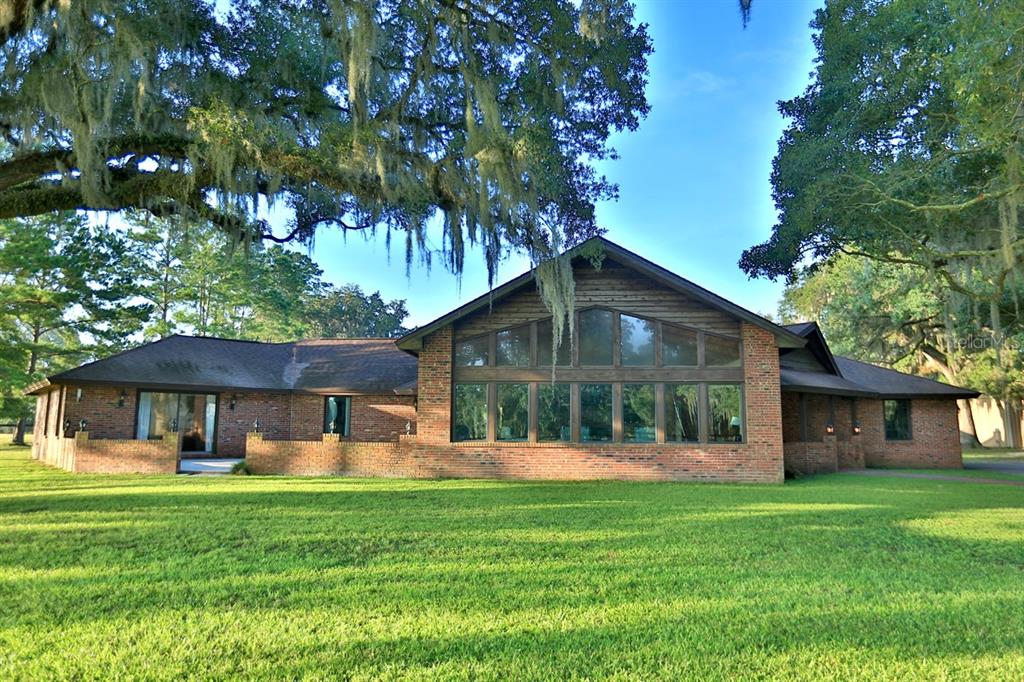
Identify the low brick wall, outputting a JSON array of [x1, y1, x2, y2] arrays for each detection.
[[784, 439, 839, 477], [33, 432, 180, 474], [837, 441, 865, 470], [246, 433, 783, 483]]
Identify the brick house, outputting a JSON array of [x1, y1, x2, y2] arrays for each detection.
[[29, 237, 977, 481]]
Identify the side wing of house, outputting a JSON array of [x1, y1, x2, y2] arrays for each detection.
[[779, 323, 978, 474]]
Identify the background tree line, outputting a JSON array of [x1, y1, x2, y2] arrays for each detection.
[[0, 213, 408, 444], [747, 0, 1024, 446]]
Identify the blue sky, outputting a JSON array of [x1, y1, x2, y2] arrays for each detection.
[[296, 1, 821, 328]]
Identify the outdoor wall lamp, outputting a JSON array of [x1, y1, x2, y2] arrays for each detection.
[[78, 419, 88, 432], [117, 389, 127, 407], [229, 393, 238, 410], [852, 421, 862, 435], [825, 422, 835, 435], [252, 418, 260, 433]]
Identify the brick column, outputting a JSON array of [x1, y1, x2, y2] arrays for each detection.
[[415, 325, 453, 443], [742, 323, 784, 482]]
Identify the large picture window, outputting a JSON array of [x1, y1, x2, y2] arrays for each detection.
[[665, 384, 699, 442], [622, 384, 655, 442], [453, 383, 488, 441], [706, 334, 741, 367], [455, 336, 489, 366], [708, 384, 743, 442], [579, 309, 614, 365], [136, 391, 217, 453], [324, 396, 351, 436], [884, 399, 911, 440], [662, 325, 698, 366], [537, 318, 571, 366], [496, 325, 531, 367], [496, 383, 529, 441], [538, 383, 571, 441], [580, 383, 613, 441], [451, 308, 747, 445], [620, 314, 655, 366]]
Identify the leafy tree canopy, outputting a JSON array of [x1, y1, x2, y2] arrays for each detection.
[[741, 0, 1024, 302], [0, 213, 150, 441], [0, 0, 651, 289], [132, 215, 409, 341]]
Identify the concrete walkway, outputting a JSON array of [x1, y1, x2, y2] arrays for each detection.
[[842, 469, 1024, 487], [179, 458, 243, 475]]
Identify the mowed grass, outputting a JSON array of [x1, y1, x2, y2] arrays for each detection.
[[1, 439, 1023, 680]]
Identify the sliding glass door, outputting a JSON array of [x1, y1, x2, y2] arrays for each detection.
[[136, 392, 217, 453]]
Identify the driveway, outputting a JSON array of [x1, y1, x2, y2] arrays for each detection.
[[964, 458, 1024, 475]]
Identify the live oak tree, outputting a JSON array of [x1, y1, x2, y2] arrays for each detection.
[[742, 0, 1024, 445], [0, 214, 150, 444], [0, 0, 652, 348]]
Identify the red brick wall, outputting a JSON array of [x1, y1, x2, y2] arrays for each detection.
[[781, 392, 801, 443], [781, 392, 858, 443], [33, 432, 179, 474], [74, 432, 179, 474], [39, 387, 414, 460], [218, 392, 292, 455], [415, 326, 453, 443], [783, 438, 839, 476], [218, 392, 415, 456], [741, 324, 784, 482], [350, 395, 416, 441], [248, 322, 785, 483], [858, 398, 962, 468], [62, 386, 136, 440]]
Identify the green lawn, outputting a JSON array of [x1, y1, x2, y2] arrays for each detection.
[[2, 440, 1023, 680]]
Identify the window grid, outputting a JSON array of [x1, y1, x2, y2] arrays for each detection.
[[452, 380, 744, 445], [453, 309, 742, 371]]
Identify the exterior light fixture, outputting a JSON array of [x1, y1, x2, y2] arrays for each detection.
[[852, 421, 862, 435], [78, 419, 88, 432], [253, 418, 260, 433], [229, 393, 237, 410], [825, 422, 835, 435], [405, 421, 412, 435], [117, 389, 127, 407]]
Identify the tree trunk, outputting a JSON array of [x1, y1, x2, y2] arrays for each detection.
[[958, 399, 982, 448], [1005, 399, 1023, 450], [12, 419, 26, 447]]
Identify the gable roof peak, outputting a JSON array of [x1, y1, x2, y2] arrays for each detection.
[[398, 236, 806, 352]]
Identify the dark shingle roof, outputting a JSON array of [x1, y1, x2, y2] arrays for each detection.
[[779, 368, 878, 398], [779, 321, 979, 399], [43, 335, 417, 395], [832, 356, 978, 399]]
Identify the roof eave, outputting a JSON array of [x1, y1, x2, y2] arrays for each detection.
[[23, 379, 52, 396]]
